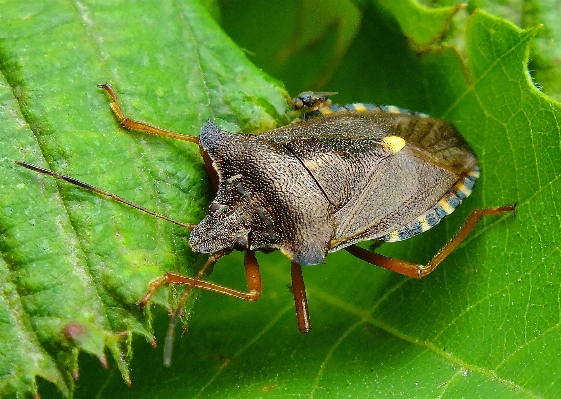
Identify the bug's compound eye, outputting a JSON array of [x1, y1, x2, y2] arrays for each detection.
[[233, 235, 248, 251], [209, 202, 225, 215]]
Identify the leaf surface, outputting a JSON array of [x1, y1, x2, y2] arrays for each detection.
[[0, 1, 560, 398], [0, 0, 286, 396]]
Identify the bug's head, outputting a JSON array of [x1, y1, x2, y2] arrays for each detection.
[[190, 120, 268, 255], [189, 200, 251, 254]]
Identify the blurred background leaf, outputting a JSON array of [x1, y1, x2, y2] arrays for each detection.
[[0, 0, 559, 398]]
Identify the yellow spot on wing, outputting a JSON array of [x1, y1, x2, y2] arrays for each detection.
[[381, 136, 406, 155]]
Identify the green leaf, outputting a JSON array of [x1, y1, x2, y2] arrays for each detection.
[[219, 0, 363, 90], [1, 1, 560, 398], [382, 0, 465, 48], [0, 0, 286, 397], [469, 0, 561, 102]]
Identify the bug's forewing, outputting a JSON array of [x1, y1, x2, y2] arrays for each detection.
[[332, 148, 459, 249], [282, 138, 390, 208], [261, 113, 477, 252]]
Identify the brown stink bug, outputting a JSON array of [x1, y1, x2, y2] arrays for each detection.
[[18, 85, 515, 363]]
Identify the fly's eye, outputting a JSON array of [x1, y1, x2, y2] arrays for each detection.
[[209, 203, 223, 214], [291, 98, 304, 110], [233, 235, 248, 251]]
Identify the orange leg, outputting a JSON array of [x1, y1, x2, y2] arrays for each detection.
[[345, 205, 516, 279], [139, 250, 262, 309], [140, 250, 263, 365], [291, 262, 312, 333], [98, 83, 199, 144], [98, 83, 220, 190]]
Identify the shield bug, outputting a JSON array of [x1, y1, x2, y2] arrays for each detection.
[[18, 85, 515, 363]]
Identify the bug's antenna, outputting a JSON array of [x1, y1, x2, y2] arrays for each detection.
[[16, 161, 196, 230]]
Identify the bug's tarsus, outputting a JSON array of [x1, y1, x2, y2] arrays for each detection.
[[98, 83, 200, 145], [138, 275, 168, 310], [16, 161, 196, 230], [345, 204, 516, 278], [510, 202, 519, 215]]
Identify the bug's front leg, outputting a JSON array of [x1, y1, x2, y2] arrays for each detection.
[[98, 83, 199, 144], [138, 250, 263, 365], [346, 205, 516, 278], [138, 250, 263, 310]]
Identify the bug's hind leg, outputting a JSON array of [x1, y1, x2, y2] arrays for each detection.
[[345, 205, 516, 279], [98, 83, 199, 144]]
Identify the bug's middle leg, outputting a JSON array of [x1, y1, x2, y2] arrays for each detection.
[[291, 262, 312, 334]]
